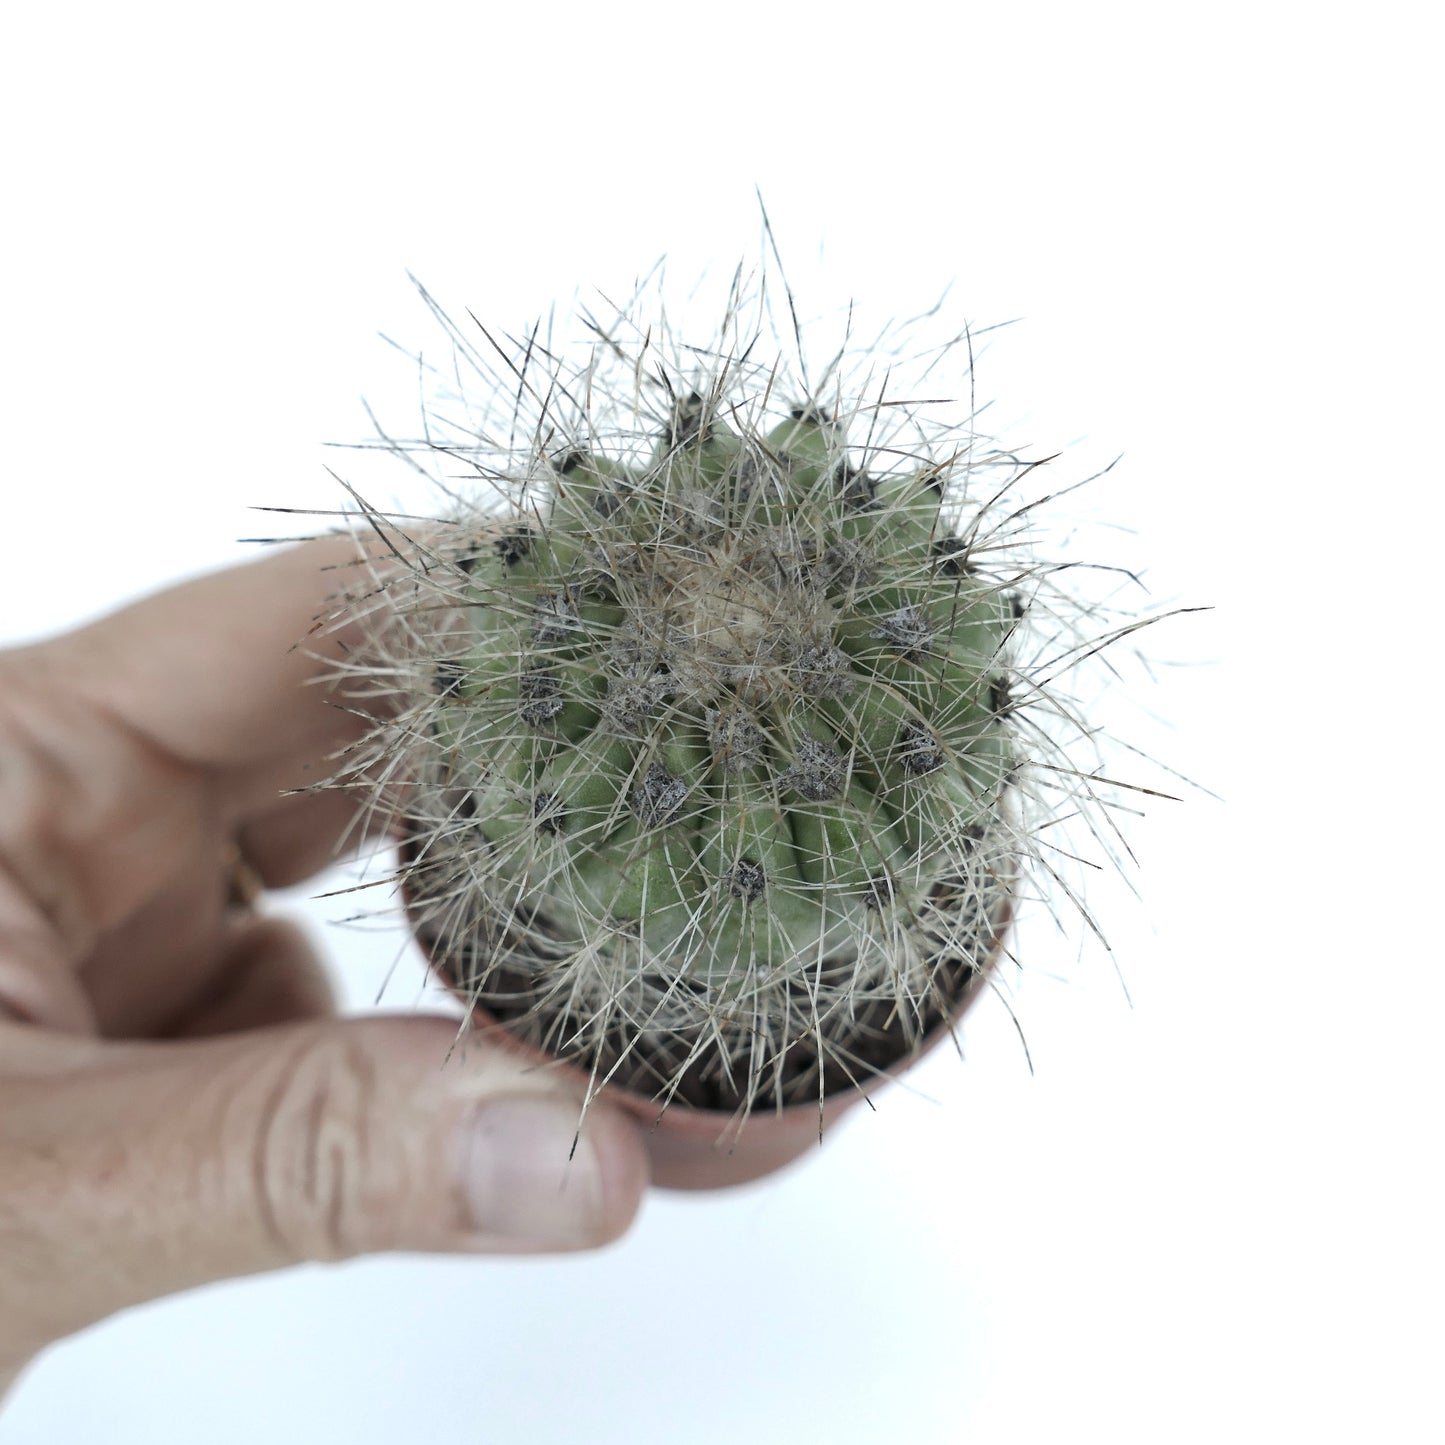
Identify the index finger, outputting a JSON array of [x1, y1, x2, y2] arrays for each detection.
[[34, 534, 386, 816]]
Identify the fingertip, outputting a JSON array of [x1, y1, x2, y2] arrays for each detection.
[[577, 1096, 652, 1246], [458, 1091, 650, 1253]]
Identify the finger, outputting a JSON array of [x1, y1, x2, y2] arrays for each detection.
[[0, 538, 398, 1037], [167, 915, 337, 1038], [0, 920, 96, 1035], [0, 1014, 650, 1367], [0, 686, 386, 1039], [34, 534, 392, 815], [235, 785, 396, 891], [0, 675, 223, 1029], [74, 834, 235, 1037]]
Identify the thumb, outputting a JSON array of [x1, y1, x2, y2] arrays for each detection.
[[0, 1014, 649, 1361]]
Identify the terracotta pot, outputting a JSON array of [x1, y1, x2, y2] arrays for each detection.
[[412, 900, 1010, 1192], [599, 953, 999, 1190]]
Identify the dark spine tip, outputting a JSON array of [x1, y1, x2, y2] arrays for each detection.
[[632, 761, 690, 828], [532, 790, 564, 834], [434, 660, 466, 698], [494, 528, 534, 566], [517, 668, 564, 726], [592, 485, 627, 518], [897, 720, 946, 776], [932, 537, 972, 578], [666, 392, 707, 447], [863, 872, 896, 911], [727, 859, 767, 903], [555, 448, 629, 515], [837, 460, 877, 511]]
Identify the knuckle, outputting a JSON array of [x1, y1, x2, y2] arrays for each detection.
[[248, 1032, 385, 1263]]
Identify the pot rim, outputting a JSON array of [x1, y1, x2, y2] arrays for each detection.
[[407, 884, 1015, 1124]]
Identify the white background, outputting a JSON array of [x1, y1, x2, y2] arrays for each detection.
[[1, 3, 1440, 1441]]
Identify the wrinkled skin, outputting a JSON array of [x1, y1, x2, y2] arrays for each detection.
[[0, 542, 677, 1399]]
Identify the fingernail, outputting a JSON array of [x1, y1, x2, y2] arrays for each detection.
[[461, 1096, 604, 1249]]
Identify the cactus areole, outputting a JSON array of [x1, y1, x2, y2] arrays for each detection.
[[330, 285, 1086, 1121]]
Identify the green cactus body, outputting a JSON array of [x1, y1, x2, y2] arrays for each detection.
[[373, 354, 1032, 1114], [307, 267, 1180, 1117]]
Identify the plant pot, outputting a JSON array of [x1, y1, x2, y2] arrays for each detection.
[[404, 839, 1012, 1190]]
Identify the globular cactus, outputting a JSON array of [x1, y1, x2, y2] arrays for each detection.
[[324, 273, 1143, 1117]]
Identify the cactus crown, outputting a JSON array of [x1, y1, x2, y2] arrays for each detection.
[[322, 270, 1154, 1117]]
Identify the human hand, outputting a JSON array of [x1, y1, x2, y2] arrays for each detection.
[[0, 539, 651, 1398]]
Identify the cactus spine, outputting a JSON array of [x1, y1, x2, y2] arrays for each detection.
[[325, 273, 1136, 1116]]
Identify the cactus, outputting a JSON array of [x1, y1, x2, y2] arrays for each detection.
[[322, 271, 1155, 1117]]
